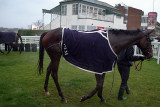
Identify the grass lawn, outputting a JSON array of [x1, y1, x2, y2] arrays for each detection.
[[0, 51, 160, 107]]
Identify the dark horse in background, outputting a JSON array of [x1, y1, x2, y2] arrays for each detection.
[[38, 28, 153, 103], [0, 32, 23, 54]]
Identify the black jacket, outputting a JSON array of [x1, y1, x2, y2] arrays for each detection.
[[117, 46, 141, 67]]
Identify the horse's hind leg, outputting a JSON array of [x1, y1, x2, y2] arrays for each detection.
[[80, 74, 106, 103], [7, 43, 12, 54], [97, 74, 106, 103], [46, 45, 67, 103], [50, 60, 67, 103], [44, 62, 52, 95]]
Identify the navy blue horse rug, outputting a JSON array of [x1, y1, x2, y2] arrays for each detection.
[[61, 28, 117, 74], [0, 32, 16, 44]]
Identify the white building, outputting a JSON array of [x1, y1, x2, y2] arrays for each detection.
[[42, 0, 126, 31]]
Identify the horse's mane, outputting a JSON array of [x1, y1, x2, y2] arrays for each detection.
[[109, 29, 142, 35]]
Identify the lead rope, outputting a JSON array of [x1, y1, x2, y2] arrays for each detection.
[[133, 61, 143, 71], [109, 65, 116, 96], [109, 57, 117, 96]]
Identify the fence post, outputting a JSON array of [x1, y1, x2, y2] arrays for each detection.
[[157, 44, 160, 64]]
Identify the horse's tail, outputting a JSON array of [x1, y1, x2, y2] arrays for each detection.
[[17, 33, 23, 54], [38, 32, 48, 75]]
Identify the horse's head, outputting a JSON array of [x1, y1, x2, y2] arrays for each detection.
[[137, 30, 154, 60]]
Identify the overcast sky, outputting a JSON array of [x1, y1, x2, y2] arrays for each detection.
[[0, 0, 159, 28]]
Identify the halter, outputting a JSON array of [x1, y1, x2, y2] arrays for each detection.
[[139, 33, 152, 58], [134, 33, 151, 71]]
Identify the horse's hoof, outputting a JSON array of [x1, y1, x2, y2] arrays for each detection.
[[45, 91, 50, 95], [101, 99, 106, 103], [80, 96, 86, 102], [61, 98, 67, 103]]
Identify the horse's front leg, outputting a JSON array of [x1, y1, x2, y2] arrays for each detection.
[[80, 74, 106, 103]]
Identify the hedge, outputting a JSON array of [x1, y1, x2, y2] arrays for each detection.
[[18, 29, 49, 36]]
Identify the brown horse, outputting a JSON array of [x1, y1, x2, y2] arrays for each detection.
[[0, 32, 22, 54], [38, 28, 153, 103]]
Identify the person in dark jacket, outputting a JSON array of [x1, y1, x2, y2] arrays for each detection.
[[117, 46, 145, 100]]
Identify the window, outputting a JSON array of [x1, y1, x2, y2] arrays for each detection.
[[98, 9, 102, 20], [102, 10, 105, 16], [72, 4, 78, 15], [79, 25, 85, 31], [72, 25, 85, 31], [79, 4, 82, 14], [141, 17, 148, 23], [82, 5, 86, 14], [125, 9, 128, 14], [89, 7, 93, 17], [93, 8, 98, 19], [77, 5, 106, 21], [87, 26, 96, 31], [61, 5, 67, 16], [98, 9, 102, 16], [71, 25, 78, 30]]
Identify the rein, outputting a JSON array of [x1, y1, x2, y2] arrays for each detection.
[[133, 61, 143, 71]]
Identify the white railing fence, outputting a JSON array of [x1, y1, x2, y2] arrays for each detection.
[[0, 36, 40, 50], [20, 36, 40, 48], [134, 42, 160, 64]]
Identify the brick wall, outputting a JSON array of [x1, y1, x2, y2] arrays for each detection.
[[127, 7, 142, 30], [116, 6, 143, 30]]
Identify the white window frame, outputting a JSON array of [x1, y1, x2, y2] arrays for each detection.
[[79, 25, 85, 31], [93, 8, 98, 19], [71, 25, 78, 30], [72, 4, 78, 15], [61, 5, 67, 16], [82, 4, 87, 15]]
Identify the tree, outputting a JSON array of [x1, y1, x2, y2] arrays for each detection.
[[33, 20, 43, 29]]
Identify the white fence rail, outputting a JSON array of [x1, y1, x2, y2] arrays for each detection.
[[134, 42, 160, 64], [0, 36, 40, 50], [20, 36, 40, 48], [1, 36, 160, 64]]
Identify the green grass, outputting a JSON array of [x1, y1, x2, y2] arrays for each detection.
[[0, 51, 160, 107]]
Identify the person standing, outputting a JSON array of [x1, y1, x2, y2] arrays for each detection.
[[117, 46, 145, 100]]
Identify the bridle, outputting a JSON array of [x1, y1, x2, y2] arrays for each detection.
[[134, 33, 152, 71], [138, 33, 152, 59]]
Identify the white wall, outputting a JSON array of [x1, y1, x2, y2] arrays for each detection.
[[113, 16, 127, 29], [44, 16, 61, 30]]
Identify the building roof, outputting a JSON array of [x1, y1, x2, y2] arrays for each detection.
[[82, 0, 117, 9], [42, 0, 121, 15], [42, 5, 61, 14]]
